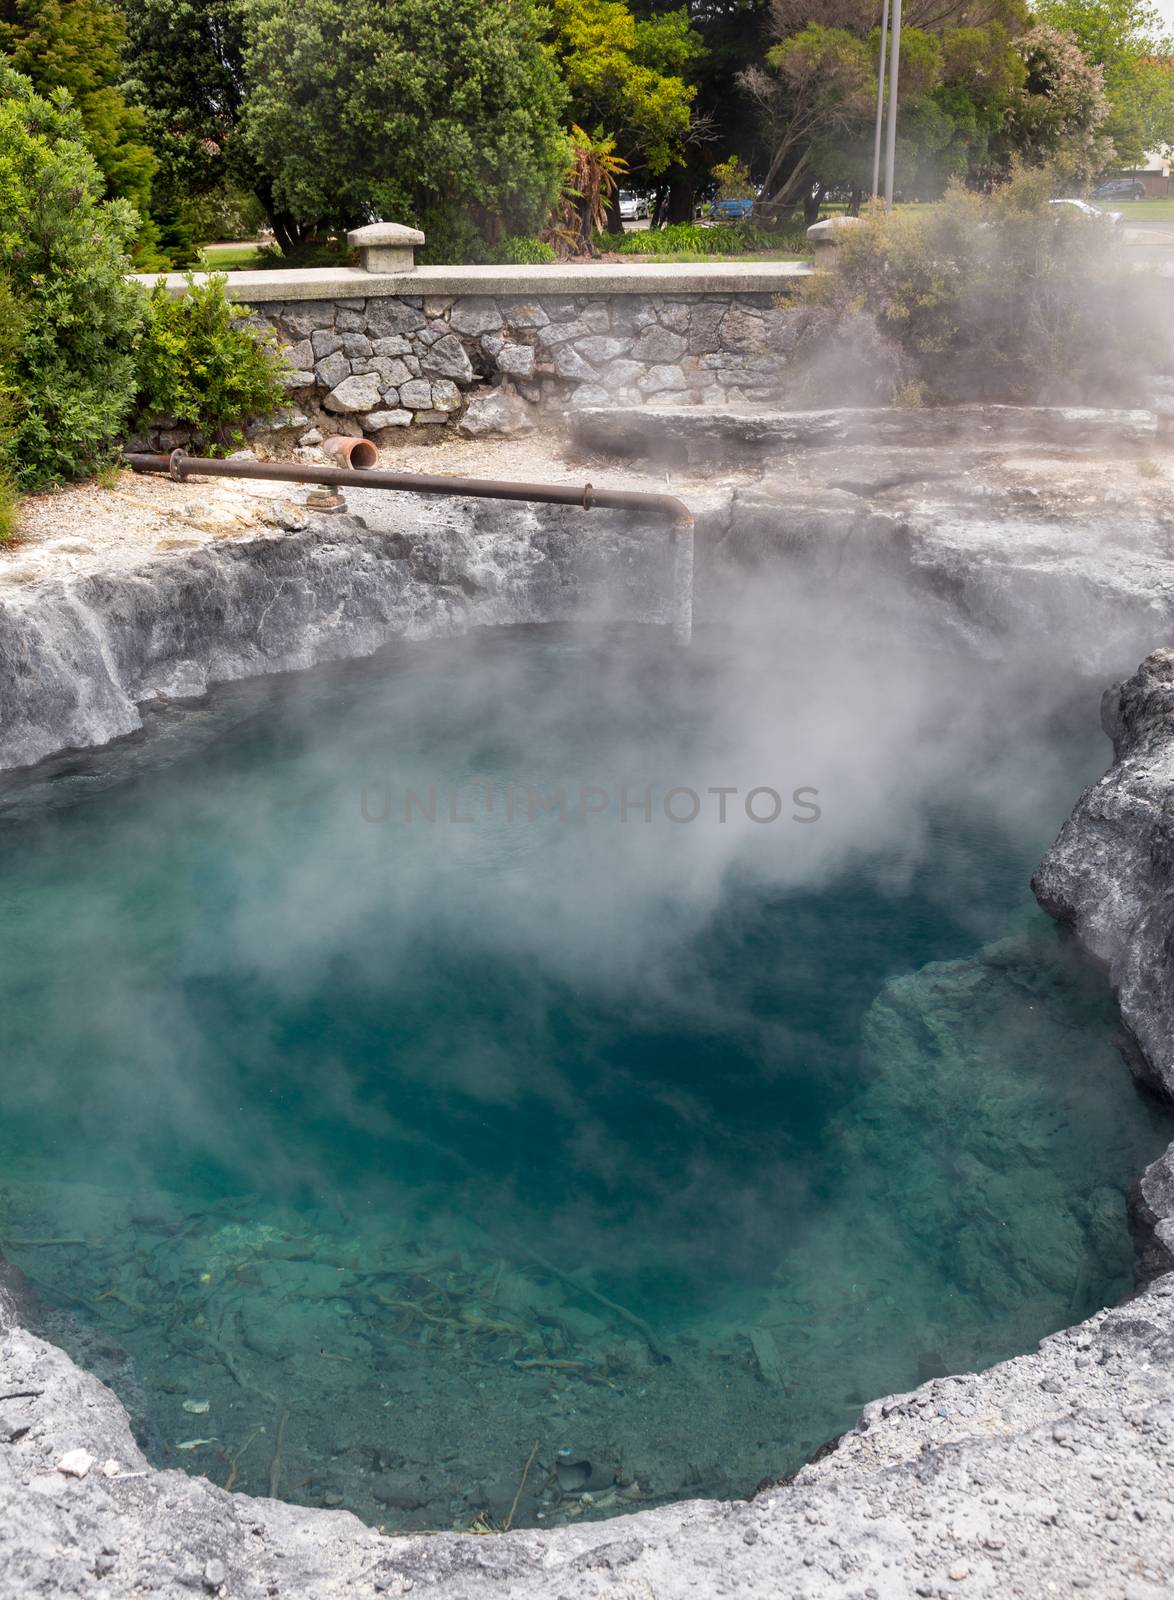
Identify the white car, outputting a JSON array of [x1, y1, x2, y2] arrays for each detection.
[[1049, 198, 1123, 224], [618, 192, 648, 222]]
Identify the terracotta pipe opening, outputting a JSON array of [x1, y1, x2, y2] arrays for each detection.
[[322, 436, 378, 470]]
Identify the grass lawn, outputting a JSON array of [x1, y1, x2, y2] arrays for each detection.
[[632, 249, 808, 263], [1112, 197, 1174, 222], [195, 242, 267, 270]]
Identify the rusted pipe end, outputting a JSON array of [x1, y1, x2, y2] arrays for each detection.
[[323, 436, 378, 470]]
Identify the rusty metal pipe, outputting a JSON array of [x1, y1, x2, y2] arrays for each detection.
[[124, 450, 695, 643]]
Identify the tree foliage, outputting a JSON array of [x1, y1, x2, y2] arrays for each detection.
[[237, 0, 567, 242], [551, 0, 702, 180], [1001, 25, 1114, 181], [0, 62, 144, 487], [1037, 0, 1174, 164], [0, 0, 164, 260]]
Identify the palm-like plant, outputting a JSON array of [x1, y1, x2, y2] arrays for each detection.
[[544, 123, 628, 257]]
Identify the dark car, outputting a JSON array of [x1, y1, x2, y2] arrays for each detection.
[[1093, 177, 1147, 200]]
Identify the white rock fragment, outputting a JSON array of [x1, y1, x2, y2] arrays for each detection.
[[57, 1449, 95, 1478], [101, 1459, 120, 1477]]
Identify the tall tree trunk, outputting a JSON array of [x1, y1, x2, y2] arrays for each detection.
[[666, 168, 693, 223], [604, 190, 624, 235], [847, 183, 863, 217]]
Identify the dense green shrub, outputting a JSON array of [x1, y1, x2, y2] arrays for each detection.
[[492, 235, 557, 265], [796, 167, 1165, 406], [134, 277, 286, 448], [0, 64, 145, 488], [596, 220, 806, 256]]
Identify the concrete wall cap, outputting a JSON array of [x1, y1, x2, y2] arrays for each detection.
[[347, 222, 426, 248]]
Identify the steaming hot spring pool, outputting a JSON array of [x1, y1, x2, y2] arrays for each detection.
[[0, 620, 1169, 1530]]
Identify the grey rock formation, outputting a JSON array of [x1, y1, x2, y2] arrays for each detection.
[[0, 496, 688, 773], [458, 389, 535, 438], [1034, 648, 1174, 1098]]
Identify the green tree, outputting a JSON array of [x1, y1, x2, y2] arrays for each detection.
[[0, 0, 163, 260], [238, 0, 567, 248], [119, 0, 303, 250], [1037, 0, 1174, 164], [552, 0, 702, 187], [1000, 25, 1114, 181], [0, 62, 144, 486]]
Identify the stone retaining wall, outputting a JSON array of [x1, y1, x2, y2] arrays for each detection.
[[137, 261, 807, 444], [249, 289, 797, 440]]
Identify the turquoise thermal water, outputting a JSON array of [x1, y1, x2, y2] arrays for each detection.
[[0, 623, 1168, 1529]]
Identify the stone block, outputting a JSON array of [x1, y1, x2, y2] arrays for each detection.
[[502, 300, 549, 329], [659, 302, 692, 333], [449, 297, 503, 335], [429, 380, 461, 412], [719, 305, 768, 353], [688, 302, 728, 354], [424, 296, 454, 318], [335, 306, 367, 332], [279, 370, 315, 389], [631, 326, 687, 363], [312, 329, 345, 360], [411, 410, 450, 424], [480, 333, 506, 357], [496, 344, 536, 380], [341, 333, 373, 359], [602, 359, 644, 393], [573, 335, 630, 365], [552, 343, 597, 382], [638, 363, 688, 393], [283, 338, 314, 371], [277, 300, 335, 338], [315, 351, 351, 391], [359, 409, 412, 431], [372, 335, 412, 356], [569, 384, 612, 408], [580, 303, 611, 332], [354, 356, 413, 388], [611, 302, 658, 334], [366, 299, 426, 337], [399, 379, 433, 409], [420, 334, 473, 384], [459, 388, 535, 437], [323, 372, 383, 413]]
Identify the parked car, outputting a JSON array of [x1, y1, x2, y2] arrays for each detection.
[[1049, 198, 1123, 224], [709, 196, 754, 221], [618, 191, 649, 222], [1093, 177, 1147, 200]]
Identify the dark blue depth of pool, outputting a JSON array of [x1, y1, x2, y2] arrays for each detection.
[[0, 623, 1168, 1529]]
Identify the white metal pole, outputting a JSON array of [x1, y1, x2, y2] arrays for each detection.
[[871, 0, 890, 200], [883, 0, 902, 209]]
